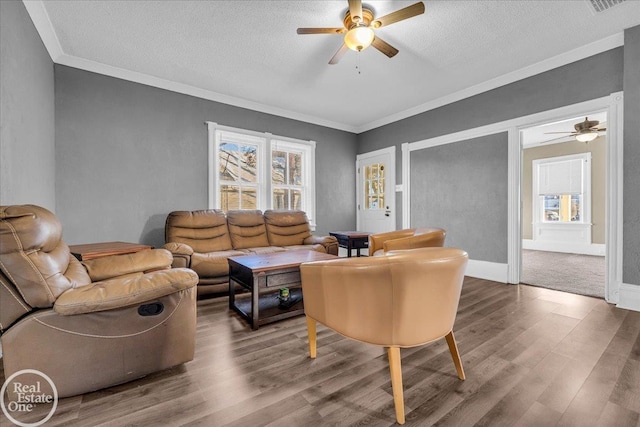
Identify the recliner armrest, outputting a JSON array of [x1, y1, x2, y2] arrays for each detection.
[[81, 249, 174, 282], [54, 268, 198, 315]]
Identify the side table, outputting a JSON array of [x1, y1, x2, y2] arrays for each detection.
[[69, 241, 153, 261], [329, 231, 372, 257]]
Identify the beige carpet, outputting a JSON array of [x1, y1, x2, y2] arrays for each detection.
[[520, 249, 605, 298]]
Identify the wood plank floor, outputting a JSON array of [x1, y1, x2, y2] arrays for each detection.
[[2, 278, 640, 426]]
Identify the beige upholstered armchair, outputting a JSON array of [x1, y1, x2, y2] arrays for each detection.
[[300, 247, 468, 424], [0, 205, 199, 398], [368, 227, 446, 256]]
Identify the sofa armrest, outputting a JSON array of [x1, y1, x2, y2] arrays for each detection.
[[163, 242, 194, 256], [81, 249, 173, 282], [54, 268, 198, 315], [162, 243, 194, 268], [368, 229, 415, 255], [304, 235, 339, 255]]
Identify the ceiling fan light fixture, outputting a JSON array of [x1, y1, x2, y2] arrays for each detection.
[[576, 131, 598, 142], [344, 25, 374, 51]]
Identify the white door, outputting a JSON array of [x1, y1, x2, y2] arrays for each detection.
[[356, 147, 395, 233]]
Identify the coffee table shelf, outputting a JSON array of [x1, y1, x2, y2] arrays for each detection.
[[228, 251, 338, 330], [231, 288, 304, 327]]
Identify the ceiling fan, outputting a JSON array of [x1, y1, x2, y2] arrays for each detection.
[[297, 0, 425, 64], [544, 117, 607, 143]]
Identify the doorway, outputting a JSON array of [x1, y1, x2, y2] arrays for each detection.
[[356, 147, 396, 234], [519, 112, 607, 298]]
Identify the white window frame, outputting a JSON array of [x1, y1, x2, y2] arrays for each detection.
[[207, 122, 316, 229], [532, 152, 592, 245]]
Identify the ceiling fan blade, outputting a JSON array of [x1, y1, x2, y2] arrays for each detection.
[[544, 131, 577, 134], [597, 127, 607, 131], [329, 44, 349, 65], [372, 2, 425, 28], [371, 36, 399, 58], [297, 28, 345, 35], [348, 0, 363, 23]]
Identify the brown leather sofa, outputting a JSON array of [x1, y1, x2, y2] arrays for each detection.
[[368, 227, 446, 256], [300, 247, 468, 424], [0, 205, 199, 398], [164, 209, 338, 295]]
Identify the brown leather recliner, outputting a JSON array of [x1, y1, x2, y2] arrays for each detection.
[[0, 205, 199, 398], [368, 227, 446, 256], [300, 247, 468, 424]]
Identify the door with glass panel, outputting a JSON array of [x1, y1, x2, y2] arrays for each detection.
[[356, 148, 395, 234]]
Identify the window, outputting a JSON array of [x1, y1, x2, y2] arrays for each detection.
[[217, 133, 261, 211], [533, 153, 591, 225], [272, 141, 305, 210], [207, 122, 316, 227]]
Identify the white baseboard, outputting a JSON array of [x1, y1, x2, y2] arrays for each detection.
[[617, 283, 640, 313], [465, 260, 508, 283], [522, 239, 606, 256]]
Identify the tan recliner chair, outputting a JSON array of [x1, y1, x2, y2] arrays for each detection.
[[368, 227, 446, 256], [300, 247, 468, 424], [0, 205, 199, 398]]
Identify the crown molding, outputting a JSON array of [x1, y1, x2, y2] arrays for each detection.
[[54, 53, 358, 133], [22, 0, 63, 61], [23, 0, 624, 135], [355, 32, 625, 133], [21, 2, 357, 133]]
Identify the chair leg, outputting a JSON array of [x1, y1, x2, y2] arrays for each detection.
[[387, 347, 405, 425], [445, 331, 465, 380], [306, 316, 317, 359]]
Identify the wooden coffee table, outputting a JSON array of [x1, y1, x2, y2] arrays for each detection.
[[228, 251, 339, 330]]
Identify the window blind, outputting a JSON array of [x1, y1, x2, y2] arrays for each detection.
[[537, 158, 583, 195]]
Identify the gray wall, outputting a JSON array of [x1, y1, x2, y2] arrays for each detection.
[[358, 47, 624, 264], [0, 0, 55, 210], [623, 26, 640, 285], [410, 133, 508, 263], [55, 66, 357, 247]]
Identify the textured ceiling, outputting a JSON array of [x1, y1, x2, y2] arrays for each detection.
[[29, 0, 640, 132]]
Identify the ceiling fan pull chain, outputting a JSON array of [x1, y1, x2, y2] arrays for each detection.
[[356, 51, 361, 75]]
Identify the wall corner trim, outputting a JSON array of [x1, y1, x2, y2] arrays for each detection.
[[617, 283, 640, 313]]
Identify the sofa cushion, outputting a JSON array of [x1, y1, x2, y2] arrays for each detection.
[[166, 210, 233, 253], [190, 250, 246, 277], [264, 210, 312, 247], [226, 210, 270, 249]]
